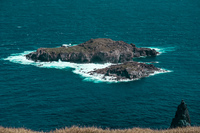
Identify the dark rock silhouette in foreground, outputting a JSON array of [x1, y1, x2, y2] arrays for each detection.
[[25, 38, 159, 63], [170, 100, 191, 128]]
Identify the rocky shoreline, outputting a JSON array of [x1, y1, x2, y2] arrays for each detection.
[[25, 38, 161, 81]]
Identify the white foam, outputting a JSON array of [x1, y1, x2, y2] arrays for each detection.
[[138, 61, 159, 64], [3, 51, 117, 83], [62, 43, 77, 47], [3, 51, 171, 83], [62, 44, 71, 47], [148, 47, 176, 55], [55, 43, 78, 48], [149, 69, 172, 77]]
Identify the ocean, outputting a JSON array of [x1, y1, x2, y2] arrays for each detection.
[[0, 0, 200, 131]]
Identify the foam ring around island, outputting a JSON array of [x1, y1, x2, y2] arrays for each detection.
[[3, 50, 171, 83]]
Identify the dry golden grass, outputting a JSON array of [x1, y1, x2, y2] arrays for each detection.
[[0, 127, 41, 133], [0, 126, 200, 133]]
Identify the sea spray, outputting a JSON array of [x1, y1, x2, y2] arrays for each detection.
[[148, 47, 176, 55]]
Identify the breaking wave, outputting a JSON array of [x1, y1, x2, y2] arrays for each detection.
[[149, 47, 176, 55]]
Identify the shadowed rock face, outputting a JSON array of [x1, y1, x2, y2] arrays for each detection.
[[90, 61, 162, 80], [170, 100, 191, 128], [25, 38, 159, 63]]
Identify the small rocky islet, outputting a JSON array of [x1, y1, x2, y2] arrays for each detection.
[[170, 100, 191, 128], [26, 38, 165, 81], [90, 61, 161, 81]]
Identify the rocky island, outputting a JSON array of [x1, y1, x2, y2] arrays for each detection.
[[26, 38, 158, 63], [90, 61, 164, 81], [26, 38, 162, 81]]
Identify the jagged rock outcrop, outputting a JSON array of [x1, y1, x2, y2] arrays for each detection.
[[90, 61, 163, 80], [170, 100, 191, 128], [25, 38, 159, 63]]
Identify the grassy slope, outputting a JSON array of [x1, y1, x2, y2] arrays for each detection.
[[0, 126, 200, 133]]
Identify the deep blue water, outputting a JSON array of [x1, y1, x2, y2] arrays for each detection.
[[0, 0, 200, 131]]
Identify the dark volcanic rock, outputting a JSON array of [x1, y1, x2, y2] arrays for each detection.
[[90, 61, 162, 80], [170, 100, 191, 128], [26, 38, 159, 63]]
